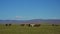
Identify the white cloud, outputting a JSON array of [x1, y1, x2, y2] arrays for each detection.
[[16, 16, 23, 19], [52, 17, 60, 19], [48, 17, 60, 19], [41, 17, 60, 19]]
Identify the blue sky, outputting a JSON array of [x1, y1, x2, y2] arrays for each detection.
[[0, 0, 60, 20]]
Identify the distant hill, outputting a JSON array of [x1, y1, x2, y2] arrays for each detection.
[[0, 19, 60, 24]]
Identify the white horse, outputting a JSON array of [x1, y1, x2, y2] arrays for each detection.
[[30, 24, 35, 27]]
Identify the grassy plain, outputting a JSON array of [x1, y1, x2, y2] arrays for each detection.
[[0, 24, 60, 34]]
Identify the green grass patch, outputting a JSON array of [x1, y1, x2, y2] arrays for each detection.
[[0, 24, 60, 34]]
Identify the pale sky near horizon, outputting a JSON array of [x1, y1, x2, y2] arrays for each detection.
[[0, 0, 60, 20]]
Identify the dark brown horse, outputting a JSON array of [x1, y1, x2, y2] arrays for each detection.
[[34, 24, 41, 27], [9, 24, 11, 26], [5, 24, 8, 26], [20, 24, 25, 26]]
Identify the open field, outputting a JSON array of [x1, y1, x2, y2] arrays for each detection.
[[0, 24, 60, 34]]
